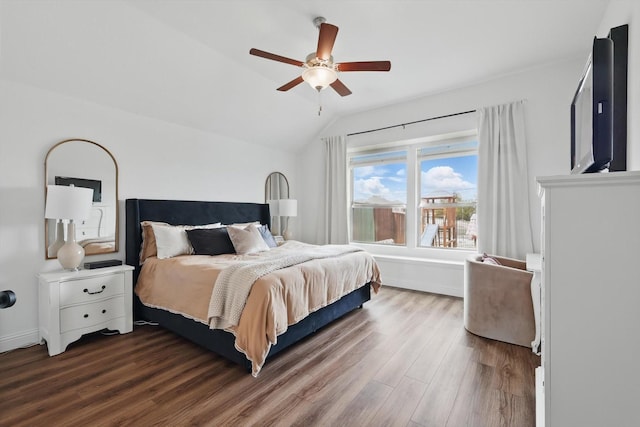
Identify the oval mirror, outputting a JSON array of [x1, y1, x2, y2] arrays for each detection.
[[44, 139, 119, 259], [265, 172, 289, 235]]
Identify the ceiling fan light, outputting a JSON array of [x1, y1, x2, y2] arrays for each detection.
[[302, 66, 337, 91]]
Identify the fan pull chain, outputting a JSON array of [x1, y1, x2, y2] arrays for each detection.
[[318, 89, 323, 116]]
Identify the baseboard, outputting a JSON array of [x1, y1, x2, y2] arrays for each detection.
[[374, 256, 464, 298], [0, 328, 40, 354], [382, 274, 463, 297]]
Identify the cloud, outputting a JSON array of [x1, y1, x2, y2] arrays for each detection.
[[354, 164, 402, 180], [355, 177, 391, 199], [422, 166, 475, 194], [353, 164, 407, 203]]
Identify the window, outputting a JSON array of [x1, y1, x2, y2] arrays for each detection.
[[350, 150, 407, 245], [349, 134, 477, 250], [418, 140, 478, 249]]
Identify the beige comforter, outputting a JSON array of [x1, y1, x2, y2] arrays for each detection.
[[135, 241, 381, 375]]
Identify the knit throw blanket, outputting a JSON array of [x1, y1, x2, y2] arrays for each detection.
[[207, 244, 362, 331]]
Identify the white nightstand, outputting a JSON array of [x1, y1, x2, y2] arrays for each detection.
[[38, 265, 134, 356]]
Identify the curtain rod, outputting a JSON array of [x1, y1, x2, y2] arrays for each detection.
[[346, 109, 477, 137]]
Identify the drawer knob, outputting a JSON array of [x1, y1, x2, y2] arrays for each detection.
[[102, 309, 106, 314], [83, 285, 106, 295], [83, 314, 89, 318]]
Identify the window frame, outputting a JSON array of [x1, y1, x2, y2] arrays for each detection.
[[348, 130, 478, 258], [418, 139, 478, 249], [349, 148, 409, 246]]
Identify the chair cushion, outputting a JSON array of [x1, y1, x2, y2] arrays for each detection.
[[481, 253, 502, 265]]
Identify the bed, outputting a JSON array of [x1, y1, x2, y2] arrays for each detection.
[[125, 198, 380, 375], [81, 236, 116, 255]]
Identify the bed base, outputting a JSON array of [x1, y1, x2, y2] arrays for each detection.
[[136, 285, 370, 371], [126, 198, 371, 372]]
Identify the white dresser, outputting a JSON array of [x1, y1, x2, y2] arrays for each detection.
[[38, 265, 134, 356], [536, 171, 640, 427]]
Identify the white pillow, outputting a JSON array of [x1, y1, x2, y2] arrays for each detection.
[[151, 224, 193, 259], [227, 224, 270, 255]]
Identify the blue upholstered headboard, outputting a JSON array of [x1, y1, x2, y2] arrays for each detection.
[[125, 198, 271, 284]]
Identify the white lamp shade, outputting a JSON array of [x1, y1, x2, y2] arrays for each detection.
[[267, 199, 280, 216], [278, 199, 297, 217], [45, 185, 93, 220]]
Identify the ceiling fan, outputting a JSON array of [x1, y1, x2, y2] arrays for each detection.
[[249, 17, 391, 97]]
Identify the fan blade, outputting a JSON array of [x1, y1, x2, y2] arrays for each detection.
[[330, 79, 352, 97], [316, 23, 339, 60], [336, 61, 391, 72], [249, 48, 304, 67], [277, 76, 304, 92]]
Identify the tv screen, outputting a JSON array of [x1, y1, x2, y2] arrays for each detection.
[[570, 37, 614, 174], [55, 176, 102, 203]]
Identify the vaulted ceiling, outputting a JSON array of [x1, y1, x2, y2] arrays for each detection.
[[0, 0, 609, 151]]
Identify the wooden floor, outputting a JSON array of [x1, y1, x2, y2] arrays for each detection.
[[0, 287, 539, 427]]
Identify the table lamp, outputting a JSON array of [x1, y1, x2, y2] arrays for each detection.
[[279, 199, 297, 240], [45, 185, 93, 270]]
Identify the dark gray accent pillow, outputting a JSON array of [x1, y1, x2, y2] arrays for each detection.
[[257, 224, 278, 248], [186, 228, 235, 256]]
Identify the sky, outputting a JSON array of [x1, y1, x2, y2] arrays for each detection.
[[353, 153, 478, 204]]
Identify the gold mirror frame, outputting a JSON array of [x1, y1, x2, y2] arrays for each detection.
[[44, 139, 119, 260]]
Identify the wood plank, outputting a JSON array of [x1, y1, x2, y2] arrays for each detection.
[[411, 336, 474, 426], [372, 376, 429, 427], [406, 299, 464, 384], [328, 379, 393, 426], [374, 295, 451, 387], [445, 360, 495, 426]]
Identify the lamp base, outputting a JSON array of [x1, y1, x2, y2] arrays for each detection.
[[57, 222, 84, 271]]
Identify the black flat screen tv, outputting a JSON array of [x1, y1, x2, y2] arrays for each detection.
[[570, 36, 614, 174], [55, 176, 102, 203]]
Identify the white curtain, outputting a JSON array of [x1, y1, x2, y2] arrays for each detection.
[[477, 101, 534, 259], [323, 135, 348, 244]]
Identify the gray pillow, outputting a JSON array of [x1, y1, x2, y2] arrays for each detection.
[[227, 225, 270, 255], [257, 224, 278, 248]]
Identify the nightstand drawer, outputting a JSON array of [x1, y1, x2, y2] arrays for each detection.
[[60, 296, 125, 332], [59, 273, 125, 306]]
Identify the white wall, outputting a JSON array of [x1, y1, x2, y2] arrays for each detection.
[[297, 57, 589, 296], [0, 80, 297, 351]]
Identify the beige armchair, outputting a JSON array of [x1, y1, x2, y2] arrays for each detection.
[[463, 254, 535, 347]]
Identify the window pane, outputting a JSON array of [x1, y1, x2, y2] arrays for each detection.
[[352, 161, 406, 245], [419, 153, 477, 249]]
